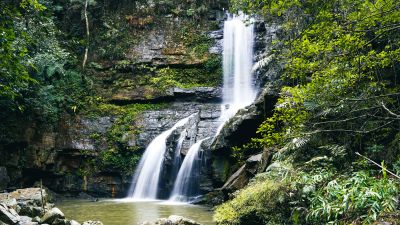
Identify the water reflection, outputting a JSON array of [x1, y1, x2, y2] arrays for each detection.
[[57, 199, 214, 225]]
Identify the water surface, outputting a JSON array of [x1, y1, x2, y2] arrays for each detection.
[[58, 199, 214, 225]]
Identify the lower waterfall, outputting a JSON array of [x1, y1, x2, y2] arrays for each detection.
[[128, 115, 193, 200], [169, 138, 209, 202]]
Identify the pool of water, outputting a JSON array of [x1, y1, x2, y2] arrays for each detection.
[[57, 199, 214, 225]]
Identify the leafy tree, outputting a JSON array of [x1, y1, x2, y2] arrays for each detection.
[[0, 0, 89, 124], [0, 0, 45, 110]]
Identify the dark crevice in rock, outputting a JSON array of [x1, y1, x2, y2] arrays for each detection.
[[108, 87, 223, 105]]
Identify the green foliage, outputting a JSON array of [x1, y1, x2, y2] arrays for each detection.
[[214, 178, 293, 225], [178, 23, 214, 58], [150, 68, 181, 92], [153, 56, 222, 89], [0, 1, 37, 108], [257, 89, 309, 146], [96, 15, 138, 60], [306, 171, 399, 224], [100, 147, 141, 175], [216, 159, 400, 225], [0, 0, 89, 124]]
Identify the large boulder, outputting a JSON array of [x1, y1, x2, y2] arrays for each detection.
[[220, 164, 248, 191], [9, 188, 47, 217], [220, 149, 273, 192], [10, 188, 47, 206], [40, 207, 64, 224], [0, 203, 20, 224], [0, 193, 17, 209]]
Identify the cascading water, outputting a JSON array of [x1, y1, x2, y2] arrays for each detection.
[[168, 13, 257, 203], [128, 115, 193, 200], [219, 13, 256, 124], [169, 138, 209, 202], [127, 13, 256, 203]]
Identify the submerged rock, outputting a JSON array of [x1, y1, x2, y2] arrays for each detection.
[[53, 218, 72, 225], [82, 221, 103, 225], [70, 220, 81, 225], [18, 215, 39, 225], [141, 215, 201, 225]]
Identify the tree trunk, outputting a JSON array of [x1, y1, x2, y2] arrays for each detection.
[[82, 0, 89, 69]]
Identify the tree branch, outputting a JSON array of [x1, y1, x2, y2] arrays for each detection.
[[355, 152, 400, 180], [82, 0, 89, 69], [381, 101, 400, 118]]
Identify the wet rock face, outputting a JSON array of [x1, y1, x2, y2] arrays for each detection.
[[172, 87, 222, 102], [135, 103, 220, 150], [60, 117, 113, 152], [93, 9, 226, 104], [0, 101, 223, 198]]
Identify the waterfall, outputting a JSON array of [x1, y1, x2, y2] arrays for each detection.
[[128, 115, 193, 200], [169, 138, 208, 202], [219, 13, 256, 123], [127, 13, 256, 203]]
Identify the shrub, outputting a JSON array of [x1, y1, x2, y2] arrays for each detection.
[[214, 179, 293, 225]]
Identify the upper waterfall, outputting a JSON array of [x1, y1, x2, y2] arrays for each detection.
[[220, 13, 257, 122]]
